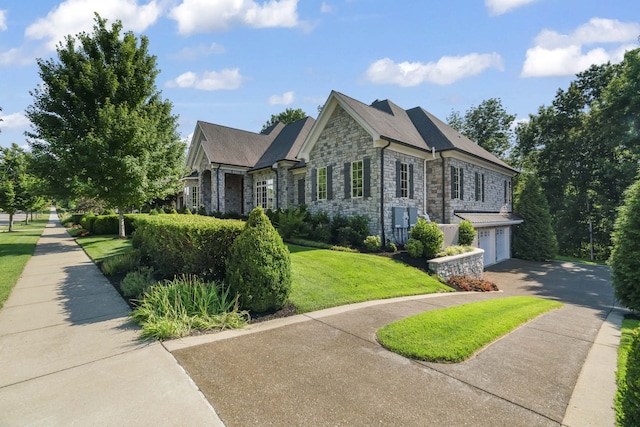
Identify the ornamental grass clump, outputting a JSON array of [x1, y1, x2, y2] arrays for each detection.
[[130, 275, 249, 340], [101, 250, 141, 276], [226, 207, 292, 313], [121, 267, 155, 298]]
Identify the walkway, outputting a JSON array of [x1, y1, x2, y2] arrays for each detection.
[[0, 208, 223, 426]]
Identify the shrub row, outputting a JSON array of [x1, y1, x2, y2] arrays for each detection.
[[132, 215, 244, 282], [69, 213, 141, 235], [618, 328, 640, 426]]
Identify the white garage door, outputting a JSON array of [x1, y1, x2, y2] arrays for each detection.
[[496, 227, 510, 262], [478, 229, 495, 266]]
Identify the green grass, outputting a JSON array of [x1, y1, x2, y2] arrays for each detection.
[[74, 235, 133, 262], [615, 315, 640, 423], [554, 255, 607, 265], [0, 218, 49, 309], [289, 245, 453, 313], [377, 296, 563, 363]]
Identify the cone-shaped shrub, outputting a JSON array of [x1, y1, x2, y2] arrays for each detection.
[[610, 178, 640, 312], [513, 174, 558, 261], [458, 220, 476, 246], [226, 207, 292, 312]]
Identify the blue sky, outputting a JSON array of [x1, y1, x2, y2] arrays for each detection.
[[1, 0, 638, 149]]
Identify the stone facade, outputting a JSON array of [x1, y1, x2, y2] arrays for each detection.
[[428, 248, 485, 280], [304, 105, 381, 234]]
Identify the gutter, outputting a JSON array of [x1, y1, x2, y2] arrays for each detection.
[[440, 151, 446, 223], [380, 139, 392, 244]]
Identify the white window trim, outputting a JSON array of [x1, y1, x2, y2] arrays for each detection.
[[400, 162, 409, 198], [352, 160, 363, 198], [317, 167, 327, 200]]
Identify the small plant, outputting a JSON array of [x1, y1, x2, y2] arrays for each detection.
[[197, 205, 207, 215], [405, 238, 424, 258], [409, 218, 444, 259], [436, 245, 474, 258], [363, 235, 382, 252], [101, 250, 141, 276], [130, 275, 249, 339], [331, 245, 359, 253], [149, 208, 159, 216], [169, 208, 178, 214], [121, 267, 155, 298], [385, 240, 397, 253], [276, 207, 310, 239], [184, 207, 193, 215], [458, 220, 476, 246], [447, 275, 498, 292]]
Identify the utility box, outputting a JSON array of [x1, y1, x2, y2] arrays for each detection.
[[408, 207, 418, 227], [392, 207, 409, 228]]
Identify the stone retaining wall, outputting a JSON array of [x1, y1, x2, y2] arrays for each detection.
[[428, 248, 484, 280]]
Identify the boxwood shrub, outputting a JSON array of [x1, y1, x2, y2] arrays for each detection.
[[133, 215, 244, 282], [92, 214, 140, 235]]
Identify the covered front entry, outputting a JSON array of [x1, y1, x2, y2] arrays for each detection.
[[225, 173, 244, 214]]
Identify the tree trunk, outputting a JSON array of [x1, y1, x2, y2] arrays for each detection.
[[8, 213, 14, 232], [118, 210, 126, 239], [24, 211, 29, 226]]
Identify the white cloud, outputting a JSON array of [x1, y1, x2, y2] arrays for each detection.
[[364, 53, 504, 86], [169, 43, 226, 61], [485, 0, 539, 16], [0, 111, 30, 130], [320, 2, 332, 13], [169, 0, 299, 34], [25, 0, 163, 50], [269, 91, 295, 105], [522, 18, 640, 77], [166, 69, 244, 90], [0, 47, 33, 67], [0, 9, 8, 31]]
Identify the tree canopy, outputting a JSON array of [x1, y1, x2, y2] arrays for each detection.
[[511, 49, 640, 260], [0, 144, 42, 231], [261, 108, 307, 133], [447, 98, 515, 159], [25, 15, 185, 237]]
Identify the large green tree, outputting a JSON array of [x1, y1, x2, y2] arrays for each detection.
[[261, 108, 307, 133], [610, 176, 640, 312], [447, 98, 515, 159], [26, 15, 184, 238], [0, 144, 30, 231], [512, 51, 640, 260]]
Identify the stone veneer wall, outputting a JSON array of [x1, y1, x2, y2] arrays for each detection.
[[428, 248, 485, 280], [305, 105, 381, 234]]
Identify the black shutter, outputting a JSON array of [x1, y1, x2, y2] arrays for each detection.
[[460, 169, 464, 200], [475, 172, 479, 201], [298, 178, 305, 205], [409, 163, 414, 199], [504, 180, 507, 203], [450, 166, 455, 199], [344, 162, 351, 199], [396, 160, 402, 198], [482, 174, 485, 202], [311, 169, 317, 202], [327, 165, 333, 200], [363, 157, 371, 198]]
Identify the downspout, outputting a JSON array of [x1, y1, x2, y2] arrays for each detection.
[[272, 162, 279, 210], [440, 152, 446, 224], [380, 139, 392, 245], [216, 164, 222, 212]]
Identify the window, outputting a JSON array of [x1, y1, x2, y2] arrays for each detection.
[[256, 179, 274, 209], [504, 180, 512, 204], [191, 186, 199, 209], [317, 167, 327, 200], [352, 160, 363, 198], [451, 166, 463, 200], [400, 163, 409, 198], [475, 172, 485, 202]]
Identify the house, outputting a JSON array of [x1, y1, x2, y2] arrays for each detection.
[[182, 90, 522, 266]]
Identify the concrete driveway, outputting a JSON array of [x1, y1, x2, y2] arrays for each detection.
[[167, 259, 618, 427]]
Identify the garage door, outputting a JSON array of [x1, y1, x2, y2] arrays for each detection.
[[496, 227, 509, 262], [478, 229, 495, 266]]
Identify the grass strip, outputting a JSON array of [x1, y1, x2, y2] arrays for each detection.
[[615, 316, 640, 424], [75, 235, 133, 263], [377, 296, 562, 363], [0, 218, 49, 309], [289, 244, 453, 313]]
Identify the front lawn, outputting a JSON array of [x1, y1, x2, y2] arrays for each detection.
[[377, 296, 562, 363], [0, 218, 49, 308], [289, 245, 453, 313], [75, 235, 133, 262]]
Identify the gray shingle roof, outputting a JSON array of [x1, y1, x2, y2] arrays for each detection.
[[252, 117, 315, 171], [331, 91, 515, 172], [454, 212, 523, 225], [196, 121, 278, 168]]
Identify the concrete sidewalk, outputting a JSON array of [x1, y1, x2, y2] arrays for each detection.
[[0, 208, 223, 426]]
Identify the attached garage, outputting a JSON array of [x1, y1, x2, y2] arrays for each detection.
[[455, 212, 523, 267]]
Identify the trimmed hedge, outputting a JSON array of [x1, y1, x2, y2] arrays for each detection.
[[619, 329, 640, 426], [133, 215, 244, 282], [92, 214, 140, 235]]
